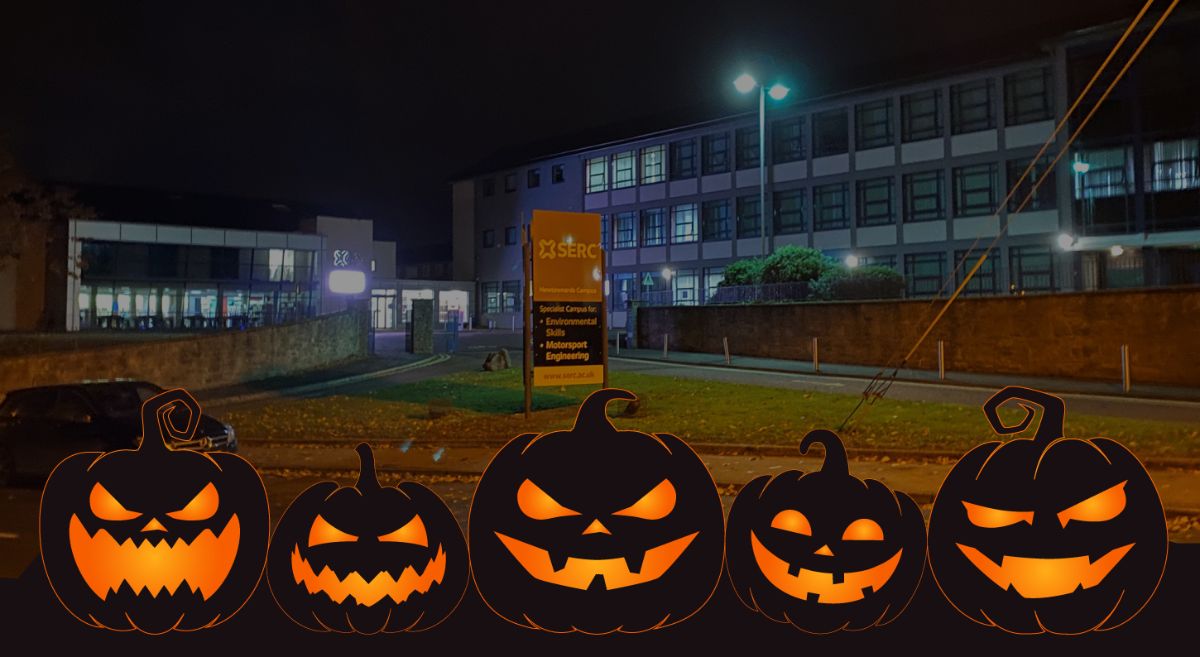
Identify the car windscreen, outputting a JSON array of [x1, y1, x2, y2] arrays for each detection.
[[86, 385, 144, 420], [0, 390, 55, 419]]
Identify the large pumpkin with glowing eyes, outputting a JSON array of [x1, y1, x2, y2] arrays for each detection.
[[267, 443, 469, 633], [928, 386, 1168, 634], [725, 429, 926, 633], [468, 388, 725, 634], [39, 389, 269, 633]]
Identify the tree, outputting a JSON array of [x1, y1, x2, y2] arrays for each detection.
[[718, 257, 766, 286], [811, 265, 906, 300], [760, 245, 836, 284]]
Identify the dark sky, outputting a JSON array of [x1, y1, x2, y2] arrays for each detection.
[[0, 0, 1148, 255]]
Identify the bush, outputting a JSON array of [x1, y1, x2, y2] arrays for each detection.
[[760, 245, 837, 284], [719, 257, 766, 286], [812, 265, 906, 300]]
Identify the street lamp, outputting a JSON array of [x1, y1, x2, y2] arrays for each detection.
[[734, 73, 790, 256]]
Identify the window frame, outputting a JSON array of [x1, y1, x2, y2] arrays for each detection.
[[504, 226, 518, 246], [954, 249, 999, 295], [735, 126, 760, 169], [1009, 245, 1054, 292], [701, 132, 730, 175], [612, 150, 636, 189], [904, 252, 948, 297], [812, 108, 849, 157], [901, 89, 942, 142], [1004, 67, 1053, 126], [855, 99, 894, 150], [736, 195, 761, 238], [669, 139, 697, 180], [702, 199, 732, 241], [482, 229, 496, 248], [551, 164, 565, 184], [641, 144, 665, 184], [953, 162, 1000, 217], [613, 211, 637, 249], [585, 156, 608, 193], [773, 189, 806, 235], [1007, 155, 1057, 212], [639, 208, 666, 247], [772, 116, 804, 163], [856, 177, 895, 227], [671, 203, 699, 243], [504, 172, 517, 193], [950, 79, 996, 135], [813, 183, 850, 231], [903, 170, 945, 222], [527, 168, 541, 188]]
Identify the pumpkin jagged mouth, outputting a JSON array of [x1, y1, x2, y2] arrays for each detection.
[[956, 543, 1134, 599], [68, 514, 240, 601], [290, 545, 447, 607], [494, 531, 697, 591], [750, 531, 902, 604]]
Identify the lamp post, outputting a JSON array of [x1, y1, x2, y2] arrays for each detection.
[[734, 73, 790, 256]]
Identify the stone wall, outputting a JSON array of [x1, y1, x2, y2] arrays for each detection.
[[0, 309, 371, 394], [637, 287, 1200, 387]]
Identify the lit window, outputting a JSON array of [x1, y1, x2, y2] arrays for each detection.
[[586, 156, 608, 193], [671, 203, 698, 243], [1145, 138, 1199, 192], [612, 151, 636, 189], [614, 212, 637, 249], [641, 145, 665, 184], [640, 208, 665, 247]]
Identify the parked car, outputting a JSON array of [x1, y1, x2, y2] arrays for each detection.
[[0, 380, 236, 485]]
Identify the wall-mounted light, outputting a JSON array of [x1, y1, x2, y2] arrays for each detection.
[[329, 270, 367, 294], [1072, 160, 1091, 174], [1056, 233, 1077, 250], [661, 267, 674, 282], [1110, 244, 1125, 257], [844, 254, 860, 268]]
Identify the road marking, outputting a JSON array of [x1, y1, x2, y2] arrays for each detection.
[[0, 532, 19, 540], [790, 379, 845, 388]]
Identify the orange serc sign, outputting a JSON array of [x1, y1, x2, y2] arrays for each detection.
[[530, 210, 604, 386]]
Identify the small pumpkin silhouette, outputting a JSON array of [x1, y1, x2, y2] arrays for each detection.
[[928, 386, 1168, 634], [725, 429, 926, 633], [468, 388, 725, 634], [267, 443, 469, 633], [39, 389, 269, 633]]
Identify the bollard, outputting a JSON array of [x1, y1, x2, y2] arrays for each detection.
[[663, 333, 669, 358], [723, 336, 731, 365], [1121, 344, 1131, 393], [937, 340, 945, 381], [812, 337, 820, 374], [511, 315, 516, 331], [615, 332, 620, 355]]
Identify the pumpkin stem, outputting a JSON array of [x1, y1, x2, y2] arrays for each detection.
[[139, 388, 201, 452], [354, 442, 381, 491], [982, 386, 1066, 445], [799, 429, 848, 475], [572, 388, 637, 432]]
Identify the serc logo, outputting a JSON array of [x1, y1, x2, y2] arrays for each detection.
[[538, 239, 600, 260]]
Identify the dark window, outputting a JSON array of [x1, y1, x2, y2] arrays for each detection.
[[49, 391, 95, 423], [481, 178, 495, 196], [1005, 67, 1053, 126], [148, 244, 182, 277], [482, 282, 500, 313], [1007, 156, 1057, 212], [504, 172, 517, 192], [901, 89, 942, 142], [905, 252, 947, 296], [736, 195, 761, 238], [772, 117, 804, 163], [639, 209, 665, 247], [551, 164, 565, 183], [81, 242, 116, 276], [953, 163, 999, 217], [501, 280, 521, 312], [482, 229, 496, 248], [0, 390, 54, 418], [955, 249, 999, 295], [857, 177, 894, 226], [612, 151, 636, 189], [736, 126, 759, 169], [600, 215, 610, 249], [863, 254, 897, 270], [904, 170, 945, 222], [1009, 246, 1054, 292], [185, 246, 211, 278], [856, 99, 893, 149], [813, 183, 849, 230], [951, 79, 995, 134], [527, 168, 541, 188], [210, 247, 239, 280], [812, 109, 849, 157], [669, 139, 696, 179], [702, 133, 729, 174], [702, 199, 731, 241], [505, 226, 518, 245], [614, 212, 637, 248], [774, 189, 806, 234]]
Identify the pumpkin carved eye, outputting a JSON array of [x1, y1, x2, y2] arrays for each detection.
[[89, 483, 140, 521], [1057, 481, 1127, 528], [167, 482, 219, 521], [962, 501, 1033, 528], [613, 480, 675, 520], [517, 479, 580, 520], [842, 518, 884, 541], [308, 514, 357, 546], [771, 509, 812, 536], [379, 514, 429, 546]]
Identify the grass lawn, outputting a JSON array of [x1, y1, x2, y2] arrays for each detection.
[[223, 368, 1200, 458]]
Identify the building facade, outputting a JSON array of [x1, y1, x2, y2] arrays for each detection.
[[456, 15, 1200, 331]]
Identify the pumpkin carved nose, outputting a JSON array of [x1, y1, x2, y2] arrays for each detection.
[[141, 517, 167, 533], [582, 519, 611, 535], [815, 544, 834, 556]]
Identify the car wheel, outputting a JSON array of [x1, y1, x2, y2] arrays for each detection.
[[0, 443, 14, 487]]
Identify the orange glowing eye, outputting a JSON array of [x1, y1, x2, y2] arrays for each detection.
[[613, 479, 676, 520], [379, 514, 428, 546], [770, 509, 812, 535], [842, 518, 884, 541], [166, 482, 219, 521], [89, 483, 141, 521], [517, 479, 580, 520], [1057, 481, 1127, 528], [962, 501, 1034, 528], [308, 514, 358, 546]]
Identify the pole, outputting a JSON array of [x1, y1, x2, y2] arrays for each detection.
[[663, 333, 669, 358], [759, 85, 768, 256], [601, 254, 609, 389], [522, 225, 533, 419], [812, 337, 819, 373], [937, 340, 945, 381], [1121, 344, 1131, 393], [723, 336, 731, 365]]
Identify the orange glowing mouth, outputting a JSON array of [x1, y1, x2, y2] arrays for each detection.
[[290, 545, 447, 607], [956, 543, 1134, 599], [750, 531, 902, 604], [68, 514, 241, 601], [494, 531, 697, 590]]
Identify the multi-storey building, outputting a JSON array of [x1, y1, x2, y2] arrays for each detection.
[[455, 14, 1199, 331]]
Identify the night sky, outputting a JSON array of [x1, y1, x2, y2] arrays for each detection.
[[0, 0, 1147, 258]]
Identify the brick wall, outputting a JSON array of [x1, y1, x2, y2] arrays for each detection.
[[0, 309, 371, 394], [637, 287, 1200, 387]]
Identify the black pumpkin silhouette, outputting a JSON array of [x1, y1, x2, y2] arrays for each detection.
[[928, 386, 1168, 634], [725, 429, 926, 633], [39, 389, 269, 633], [267, 443, 469, 633], [468, 388, 725, 634]]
